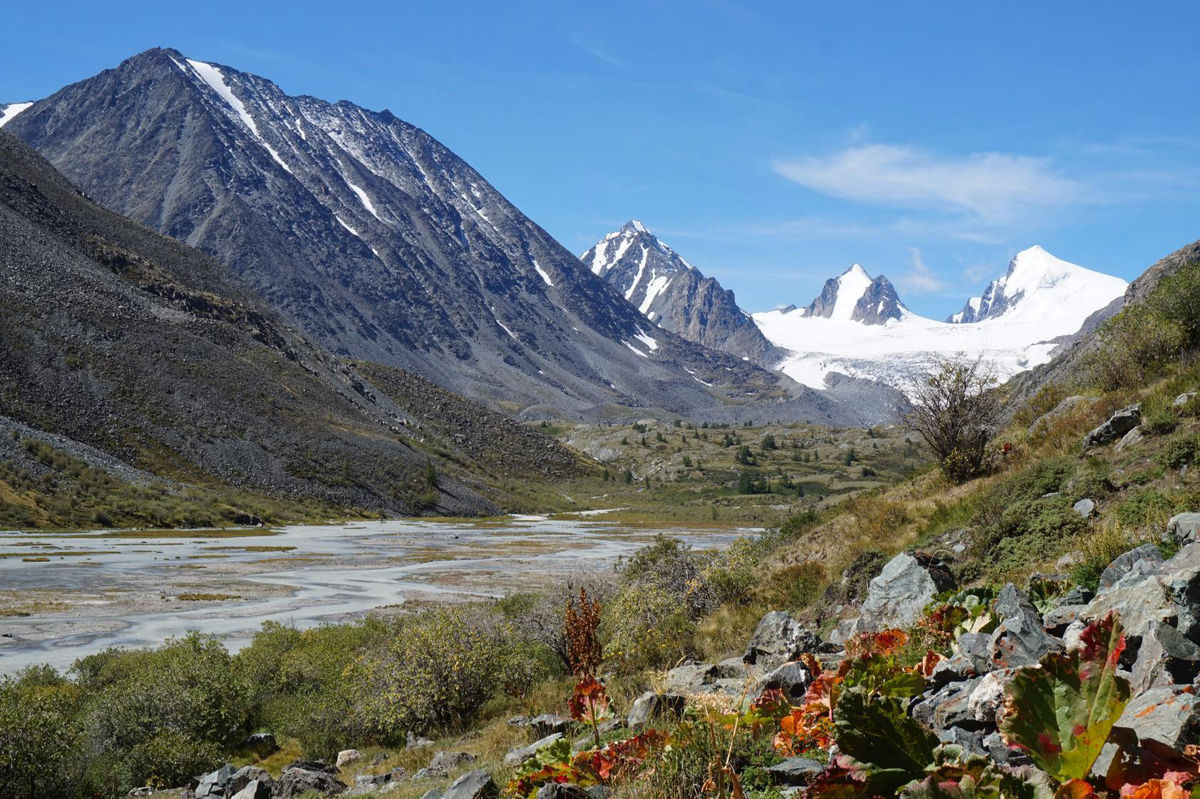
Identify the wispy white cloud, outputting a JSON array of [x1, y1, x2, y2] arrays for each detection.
[[770, 144, 1081, 227], [898, 247, 945, 293], [569, 37, 627, 69]]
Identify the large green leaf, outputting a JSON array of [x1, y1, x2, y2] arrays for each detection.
[[834, 686, 940, 795], [999, 613, 1130, 782]]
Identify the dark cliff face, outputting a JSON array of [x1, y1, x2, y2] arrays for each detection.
[[582, 222, 782, 366], [6, 48, 809, 421], [851, 275, 905, 324]]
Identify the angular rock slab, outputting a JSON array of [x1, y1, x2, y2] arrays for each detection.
[[1168, 512, 1200, 547], [852, 552, 955, 634], [989, 584, 1063, 668], [1083, 404, 1141, 448], [443, 770, 498, 799]]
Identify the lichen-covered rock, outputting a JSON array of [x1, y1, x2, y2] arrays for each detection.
[[760, 661, 813, 704], [765, 756, 824, 786], [275, 766, 348, 798]]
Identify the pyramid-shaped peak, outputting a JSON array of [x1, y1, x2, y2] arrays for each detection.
[[842, 263, 871, 279], [621, 219, 652, 236]]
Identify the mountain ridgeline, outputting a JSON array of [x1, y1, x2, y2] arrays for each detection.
[[581, 221, 781, 365], [2, 48, 869, 423], [0, 130, 585, 517]]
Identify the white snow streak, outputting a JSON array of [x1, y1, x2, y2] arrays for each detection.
[[345, 179, 380, 219], [335, 216, 361, 238], [532, 259, 554, 287], [185, 59, 293, 174], [623, 342, 649, 358], [634, 332, 659, 352]]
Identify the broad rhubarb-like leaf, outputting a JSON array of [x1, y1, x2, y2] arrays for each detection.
[[834, 686, 940, 795], [999, 613, 1130, 783]]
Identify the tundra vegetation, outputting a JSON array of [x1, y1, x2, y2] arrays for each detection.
[[4, 258, 1200, 798]]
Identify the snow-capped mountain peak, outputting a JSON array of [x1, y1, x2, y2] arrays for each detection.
[[0, 102, 33, 128], [948, 245, 1126, 324], [803, 263, 906, 324], [753, 245, 1127, 396], [583, 223, 782, 365]]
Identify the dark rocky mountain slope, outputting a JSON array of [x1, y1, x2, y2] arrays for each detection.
[[3, 48, 837, 422], [582, 221, 781, 365], [0, 130, 584, 516]]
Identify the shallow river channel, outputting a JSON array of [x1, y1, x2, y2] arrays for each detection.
[[0, 515, 746, 674]]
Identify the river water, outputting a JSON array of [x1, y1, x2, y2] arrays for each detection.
[[0, 515, 746, 674]]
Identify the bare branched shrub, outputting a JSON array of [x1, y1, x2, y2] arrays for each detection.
[[906, 357, 1001, 483]]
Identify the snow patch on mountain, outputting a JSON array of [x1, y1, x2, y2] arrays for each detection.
[[753, 246, 1126, 396], [0, 102, 33, 129], [345, 179, 379, 219], [184, 58, 293, 174]]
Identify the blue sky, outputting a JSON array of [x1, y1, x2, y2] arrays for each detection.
[[3, 1, 1198, 318]]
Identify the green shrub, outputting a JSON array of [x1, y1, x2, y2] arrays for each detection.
[[1088, 307, 1186, 391], [603, 582, 695, 672], [1160, 433, 1200, 469], [355, 608, 524, 738], [0, 667, 86, 799]]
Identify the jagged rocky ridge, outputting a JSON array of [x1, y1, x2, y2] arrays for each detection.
[[582, 221, 782, 365], [2, 48, 866, 423], [0, 130, 585, 515]]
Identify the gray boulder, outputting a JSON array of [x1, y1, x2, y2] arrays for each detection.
[[230, 781, 272, 799], [408, 730, 436, 748], [1174, 392, 1197, 408], [503, 733, 563, 768], [1099, 544, 1165, 591], [1115, 426, 1145, 452], [852, 552, 955, 634], [424, 751, 477, 777], [1168, 513, 1200, 547], [530, 714, 573, 737], [443, 770, 498, 799], [1043, 603, 1089, 635], [1131, 621, 1200, 693], [1160, 543, 1200, 640], [760, 661, 813, 704], [195, 765, 237, 799], [743, 611, 821, 668], [228, 766, 274, 797], [765, 757, 824, 786], [989, 584, 1063, 668], [626, 692, 686, 730], [1083, 404, 1141, 448], [1073, 498, 1096, 518], [275, 766, 348, 798]]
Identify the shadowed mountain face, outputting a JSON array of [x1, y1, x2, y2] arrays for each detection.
[[4, 47, 834, 422], [0, 130, 590, 515], [582, 221, 782, 366]]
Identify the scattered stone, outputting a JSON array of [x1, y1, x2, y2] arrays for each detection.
[[743, 611, 821, 669], [989, 584, 1063, 668], [505, 716, 531, 728], [1131, 622, 1200, 693], [929, 651, 977, 687], [228, 766, 274, 796], [195, 764, 237, 799], [425, 750, 477, 777], [1092, 685, 1200, 779], [1062, 584, 1094, 605], [765, 756, 824, 786], [503, 733, 563, 768], [1043, 604, 1089, 635], [1100, 544, 1165, 591], [968, 669, 1017, 725], [1168, 513, 1200, 547], [664, 662, 719, 694], [275, 765, 348, 798], [230, 780, 272, 799], [1083, 404, 1142, 448], [1073, 498, 1096, 518], [936, 727, 988, 757], [760, 661, 813, 704], [337, 748, 363, 768], [1115, 426, 1145, 452], [442, 769, 498, 799], [627, 692, 686, 730], [530, 714, 573, 737], [1174, 392, 1197, 408], [953, 632, 993, 674], [852, 552, 955, 634]]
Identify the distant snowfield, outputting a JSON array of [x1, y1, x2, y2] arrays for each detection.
[[753, 246, 1127, 396], [0, 102, 33, 128]]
